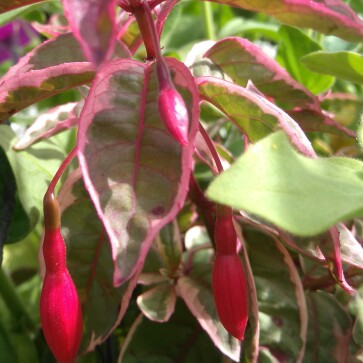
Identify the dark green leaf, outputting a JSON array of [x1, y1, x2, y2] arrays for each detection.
[[245, 229, 308, 362], [122, 300, 222, 363]]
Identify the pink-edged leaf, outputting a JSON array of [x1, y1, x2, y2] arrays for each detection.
[[137, 283, 176, 323], [304, 291, 352, 362], [245, 229, 308, 363], [58, 169, 143, 352], [177, 265, 241, 362], [320, 227, 355, 294], [31, 15, 70, 38], [14, 102, 81, 150], [238, 211, 326, 262], [155, 0, 179, 36], [208, 0, 363, 42], [238, 227, 259, 363], [62, 0, 117, 67], [77, 58, 199, 286], [118, 13, 142, 55], [322, 92, 363, 128], [0, 0, 44, 14], [287, 109, 356, 138], [338, 224, 363, 269], [197, 76, 316, 157], [204, 37, 319, 110], [0, 33, 130, 123], [277, 229, 325, 262]]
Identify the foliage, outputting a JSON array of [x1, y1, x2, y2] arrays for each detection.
[[1, 0, 363, 362]]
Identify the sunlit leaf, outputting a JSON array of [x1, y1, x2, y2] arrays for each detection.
[[62, 0, 117, 67], [204, 36, 319, 109], [208, 0, 363, 42], [0, 33, 130, 123], [77, 58, 199, 286], [137, 283, 176, 323], [301, 51, 363, 85], [276, 25, 335, 94], [197, 77, 315, 156], [207, 131, 363, 236]]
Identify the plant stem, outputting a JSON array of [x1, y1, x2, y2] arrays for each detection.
[[198, 123, 223, 173], [201, 1, 215, 40], [46, 147, 77, 197], [0, 269, 36, 332]]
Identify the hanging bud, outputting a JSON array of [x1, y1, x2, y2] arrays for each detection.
[[214, 211, 237, 255], [40, 194, 83, 363], [212, 205, 248, 340], [212, 253, 249, 340], [156, 59, 189, 146]]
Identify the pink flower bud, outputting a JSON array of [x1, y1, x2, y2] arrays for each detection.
[[212, 253, 248, 340], [40, 195, 82, 363], [158, 86, 189, 146]]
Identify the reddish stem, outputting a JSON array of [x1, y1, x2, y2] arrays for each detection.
[[46, 147, 77, 198], [129, 0, 162, 60], [198, 123, 224, 174]]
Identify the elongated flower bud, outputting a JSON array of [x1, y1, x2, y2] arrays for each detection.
[[157, 59, 189, 146], [214, 213, 237, 255], [212, 205, 248, 340], [40, 194, 82, 363], [212, 253, 248, 340]]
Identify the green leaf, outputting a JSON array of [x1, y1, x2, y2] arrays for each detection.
[[276, 25, 334, 94], [207, 131, 363, 236], [156, 222, 182, 276], [303, 291, 351, 362], [301, 51, 363, 85], [245, 229, 308, 361], [137, 283, 176, 323], [122, 300, 222, 363], [0, 145, 16, 263], [0, 125, 65, 233], [353, 296, 363, 347], [0, 317, 18, 363]]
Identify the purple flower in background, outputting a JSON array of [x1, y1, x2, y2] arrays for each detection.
[[0, 20, 38, 63]]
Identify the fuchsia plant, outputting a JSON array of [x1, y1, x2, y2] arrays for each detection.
[[40, 149, 82, 363], [2, 0, 363, 362]]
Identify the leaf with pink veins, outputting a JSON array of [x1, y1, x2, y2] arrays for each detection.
[[208, 0, 363, 42], [77, 58, 199, 286], [62, 0, 118, 67]]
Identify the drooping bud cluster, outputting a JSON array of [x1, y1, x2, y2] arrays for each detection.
[[156, 59, 189, 146], [40, 194, 83, 363], [212, 206, 248, 340]]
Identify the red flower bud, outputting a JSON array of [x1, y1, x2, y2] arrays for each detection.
[[40, 195, 82, 363], [158, 86, 189, 146], [212, 253, 248, 340], [156, 58, 189, 146], [214, 213, 238, 255]]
